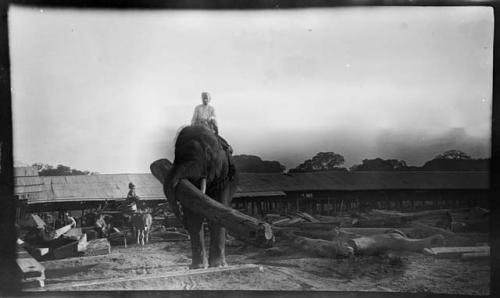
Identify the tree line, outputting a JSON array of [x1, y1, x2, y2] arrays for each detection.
[[30, 149, 489, 176], [234, 150, 489, 173]]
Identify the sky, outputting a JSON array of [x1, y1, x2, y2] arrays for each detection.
[[9, 6, 493, 173]]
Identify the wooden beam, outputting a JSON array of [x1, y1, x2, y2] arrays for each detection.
[[423, 246, 490, 259], [42, 264, 264, 291], [150, 159, 274, 247]]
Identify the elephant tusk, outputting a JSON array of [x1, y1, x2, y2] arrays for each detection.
[[200, 178, 207, 195]]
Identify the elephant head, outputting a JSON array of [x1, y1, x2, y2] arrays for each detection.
[[164, 125, 238, 268]]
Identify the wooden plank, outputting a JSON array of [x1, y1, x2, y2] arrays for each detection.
[[41, 264, 264, 291], [424, 246, 490, 258]]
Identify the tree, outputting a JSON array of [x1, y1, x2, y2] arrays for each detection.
[[290, 152, 347, 173], [33, 163, 98, 176], [350, 158, 408, 171], [421, 150, 489, 171], [434, 150, 471, 160], [233, 155, 286, 173]]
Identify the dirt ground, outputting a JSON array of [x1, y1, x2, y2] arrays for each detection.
[[31, 229, 490, 294]]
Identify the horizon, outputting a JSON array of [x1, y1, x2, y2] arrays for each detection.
[[9, 7, 493, 174]]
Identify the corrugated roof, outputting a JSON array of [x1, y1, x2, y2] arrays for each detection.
[[13, 171, 489, 205], [40, 174, 164, 202], [238, 171, 490, 192]]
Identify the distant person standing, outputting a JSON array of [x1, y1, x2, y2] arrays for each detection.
[[126, 182, 138, 212], [191, 92, 219, 135]]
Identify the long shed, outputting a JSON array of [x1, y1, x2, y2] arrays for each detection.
[[13, 167, 489, 216]]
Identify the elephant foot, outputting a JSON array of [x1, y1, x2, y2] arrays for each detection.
[[189, 263, 207, 270], [208, 258, 227, 268]]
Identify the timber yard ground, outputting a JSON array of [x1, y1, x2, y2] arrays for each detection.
[[28, 211, 490, 295]]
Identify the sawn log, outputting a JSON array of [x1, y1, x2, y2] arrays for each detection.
[[348, 232, 445, 255], [150, 159, 274, 247]]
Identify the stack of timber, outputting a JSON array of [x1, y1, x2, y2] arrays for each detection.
[[17, 249, 45, 289], [271, 208, 476, 259], [83, 238, 111, 257]]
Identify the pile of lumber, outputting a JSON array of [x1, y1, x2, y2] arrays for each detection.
[[83, 238, 111, 257], [271, 207, 485, 259], [17, 213, 112, 261]]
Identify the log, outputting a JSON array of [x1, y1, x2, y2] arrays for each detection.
[[352, 216, 411, 228], [272, 218, 294, 226], [290, 229, 339, 241], [409, 222, 458, 237], [150, 159, 274, 247], [290, 212, 319, 223], [341, 227, 416, 237], [277, 221, 341, 230], [273, 217, 304, 227], [291, 236, 354, 258], [371, 208, 469, 220], [348, 232, 445, 255]]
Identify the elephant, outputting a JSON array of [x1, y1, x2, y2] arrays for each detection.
[[163, 125, 238, 269]]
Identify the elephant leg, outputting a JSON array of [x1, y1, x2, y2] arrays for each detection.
[[183, 207, 207, 269], [208, 223, 226, 267], [208, 187, 232, 267]]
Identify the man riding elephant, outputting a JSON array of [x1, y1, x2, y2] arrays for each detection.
[[191, 92, 235, 178]]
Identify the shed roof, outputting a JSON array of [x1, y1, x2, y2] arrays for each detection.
[[13, 171, 489, 205]]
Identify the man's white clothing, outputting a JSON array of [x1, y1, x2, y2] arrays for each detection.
[[191, 104, 217, 129]]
